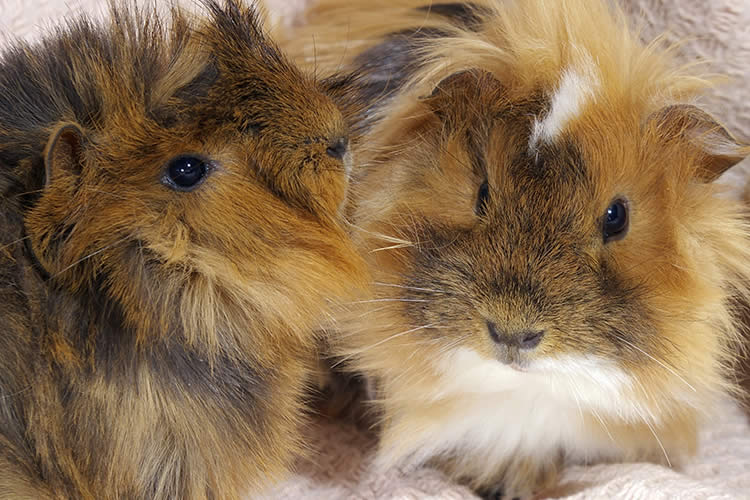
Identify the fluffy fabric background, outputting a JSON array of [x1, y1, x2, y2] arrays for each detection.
[[2, 0, 749, 498]]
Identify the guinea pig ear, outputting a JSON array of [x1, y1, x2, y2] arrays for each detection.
[[649, 104, 748, 182], [44, 122, 86, 189], [419, 69, 500, 123]]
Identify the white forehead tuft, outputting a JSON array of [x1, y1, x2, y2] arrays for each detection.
[[529, 59, 600, 149]]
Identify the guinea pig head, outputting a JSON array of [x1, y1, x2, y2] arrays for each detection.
[[347, 64, 750, 439], [24, 1, 365, 351]]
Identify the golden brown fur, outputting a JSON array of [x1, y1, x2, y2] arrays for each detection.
[[735, 305, 750, 417], [281, 1, 750, 497], [738, 183, 750, 417], [0, 1, 366, 498]]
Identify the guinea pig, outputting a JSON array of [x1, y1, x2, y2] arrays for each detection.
[[280, 0, 750, 498], [0, 1, 366, 498]]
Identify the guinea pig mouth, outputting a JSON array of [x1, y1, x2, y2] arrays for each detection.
[[506, 361, 528, 372], [493, 346, 530, 371]]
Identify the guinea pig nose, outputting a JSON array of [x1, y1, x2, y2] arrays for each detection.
[[486, 321, 545, 350], [519, 330, 545, 350], [486, 320, 502, 343], [326, 136, 348, 160]]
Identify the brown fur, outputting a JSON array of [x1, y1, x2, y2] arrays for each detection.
[[281, 1, 750, 497], [738, 183, 750, 417], [734, 304, 750, 417], [0, 1, 366, 498]]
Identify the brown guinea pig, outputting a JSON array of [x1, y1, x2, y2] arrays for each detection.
[[281, 0, 750, 498], [0, 1, 366, 499]]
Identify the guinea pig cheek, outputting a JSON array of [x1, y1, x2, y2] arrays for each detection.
[[139, 212, 191, 265]]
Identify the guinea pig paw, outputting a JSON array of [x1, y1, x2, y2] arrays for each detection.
[[477, 484, 529, 500], [478, 457, 560, 500], [476, 485, 504, 500]]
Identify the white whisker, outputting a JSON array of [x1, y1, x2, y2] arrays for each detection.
[[344, 221, 413, 246], [350, 305, 391, 318], [568, 381, 585, 424], [359, 323, 439, 351], [631, 376, 667, 418], [370, 242, 414, 253], [50, 237, 129, 279], [638, 407, 672, 467], [349, 298, 431, 304], [373, 282, 447, 294], [589, 404, 614, 443], [334, 323, 442, 369], [612, 334, 696, 393]]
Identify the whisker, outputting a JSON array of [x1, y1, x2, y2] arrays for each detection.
[[331, 20, 352, 76], [588, 404, 614, 443], [437, 141, 472, 173], [631, 375, 656, 408], [50, 237, 130, 279], [312, 32, 318, 80], [370, 242, 414, 253], [348, 298, 431, 304], [0, 234, 31, 253], [344, 221, 413, 246], [1, 385, 33, 399], [373, 281, 447, 294], [612, 333, 697, 393], [359, 323, 443, 355], [637, 406, 672, 467], [348, 305, 392, 318], [335, 323, 441, 367], [569, 383, 585, 424], [432, 335, 470, 358], [9, 188, 45, 198]]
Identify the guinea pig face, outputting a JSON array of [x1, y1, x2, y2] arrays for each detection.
[[24, 4, 363, 342], [352, 68, 748, 423]]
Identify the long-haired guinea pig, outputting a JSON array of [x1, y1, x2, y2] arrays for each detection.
[[280, 0, 750, 497], [0, 1, 366, 498]]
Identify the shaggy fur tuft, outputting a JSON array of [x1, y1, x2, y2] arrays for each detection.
[[281, 0, 750, 497], [0, 1, 366, 498]]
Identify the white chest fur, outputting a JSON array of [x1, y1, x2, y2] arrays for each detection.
[[378, 348, 641, 471]]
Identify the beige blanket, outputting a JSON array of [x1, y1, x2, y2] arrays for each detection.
[[3, 0, 749, 498]]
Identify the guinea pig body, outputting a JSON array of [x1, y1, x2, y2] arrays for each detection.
[[0, 1, 365, 499], [282, 0, 750, 497]]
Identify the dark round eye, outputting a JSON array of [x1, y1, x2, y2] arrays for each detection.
[[163, 155, 209, 191], [603, 198, 629, 242], [475, 180, 490, 216]]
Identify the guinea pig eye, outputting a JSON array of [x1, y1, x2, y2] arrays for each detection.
[[162, 155, 209, 191], [603, 198, 629, 243], [475, 180, 490, 216]]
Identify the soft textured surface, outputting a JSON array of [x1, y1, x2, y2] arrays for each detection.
[[260, 401, 750, 499], [3, 0, 749, 498]]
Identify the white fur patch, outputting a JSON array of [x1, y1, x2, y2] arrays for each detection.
[[378, 348, 639, 471], [529, 62, 600, 148]]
